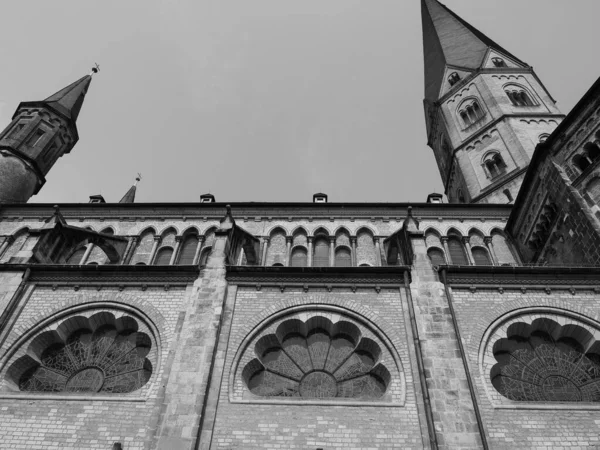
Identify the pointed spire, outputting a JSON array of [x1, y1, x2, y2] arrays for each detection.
[[119, 174, 141, 204], [42, 74, 93, 122], [421, 0, 525, 100]]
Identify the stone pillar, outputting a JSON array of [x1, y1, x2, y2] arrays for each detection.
[[120, 237, 137, 265], [307, 237, 313, 267], [374, 237, 382, 266], [350, 236, 357, 267], [0, 236, 14, 260], [484, 236, 498, 265], [462, 236, 475, 265], [441, 237, 450, 262], [148, 236, 161, 265], [154, 230, 230, 450], [192, 236, 205, 265], [170, 236, 183, 265], [80, 244, 94, 265], [261, 237, 269, 266], [285, 236, 292, 267], [329, 237, 335, 267]]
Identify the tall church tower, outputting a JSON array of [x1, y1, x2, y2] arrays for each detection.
[[421, 0, 564, 204], [0, 73, 93, 204]]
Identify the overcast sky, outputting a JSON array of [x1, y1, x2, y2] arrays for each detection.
[[1, 0, 599, 204]]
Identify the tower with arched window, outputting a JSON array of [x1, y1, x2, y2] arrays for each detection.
[[422, 0, 565, 204]]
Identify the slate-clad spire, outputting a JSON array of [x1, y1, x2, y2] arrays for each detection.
[[421, 0, 525, 100], [42, 75, 92, 122], [119, 175, 141, 204]]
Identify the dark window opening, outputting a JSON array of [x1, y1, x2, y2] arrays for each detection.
[[27, 129, 46, 147], [448, 72, 461, 86], [491, 57, 506, 67]]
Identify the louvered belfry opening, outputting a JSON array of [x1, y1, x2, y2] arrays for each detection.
[[427, 248, 446, 266], [313, 238, 329, 267], [178, 234, 199, 265], [154, 247, 173, 265], [472, 247, 492, 265], [335, 248, 351, 267], [447, 237, 468, 265]]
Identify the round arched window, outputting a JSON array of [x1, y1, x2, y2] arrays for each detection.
[[6, 311, 155, 394], [242, 316, 392, 400]]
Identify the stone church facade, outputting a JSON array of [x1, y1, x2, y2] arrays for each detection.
[[0, 1, 599, 449]]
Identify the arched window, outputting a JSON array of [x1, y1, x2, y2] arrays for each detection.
[[335, 247, 352, 267], [586, 178, 600, 205], [573, 154, 591, 172], [85, 228, 114, 265], [484, 153, 507, 178], [471, 246, 491, 265], [0, 229, 29, 263], [458, 99, 485, 127], [178, 233, 199, 265], [356, 229, 377, 266], [489, 316, 600, 403], [491, 57, 506, 67], [427, 248, 446, 266], [154, 247, 173, 265], [448, 72, 461, 86], [290, 247, 307, 267], [538, 133, 550, 143], [447, 236, 468, 265], [313, 237, 329, 267], [584, 142, 600, 162], [491, 231, 516, 265], [130, 229, 156, 265], [199, 247, 211, 266], [505, 86, 536, 106], [66, 247, 86, 265], [266, 229, 287, 266]]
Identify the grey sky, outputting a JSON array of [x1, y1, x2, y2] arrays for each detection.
[[1, 0, 598, 204]]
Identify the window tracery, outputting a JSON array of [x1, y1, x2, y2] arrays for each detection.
[[505, 86, 536, 106], [448, 72, 461, 86], [483, 152, 507, 178], [6, 311, 154, 395], [242, 316, 391, 400], [490, 317, 600, 403], [458, 99, 485, 127]]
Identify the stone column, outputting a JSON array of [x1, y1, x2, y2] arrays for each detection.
[[121, 237, 138, 265], [307, 237, 313, 267], [484, 236, 498, 265], [192, 236, 205, 265], [441, 237, 450, 263], [261, 237, 270, 266], [462, 236, 475, 265], [285, 236, 292, 267], [329, 237, 335, 267], [350, 236, 357, 267], [170, 236, 183, 265], [0, 236, 12, 259], [80, 244, 94, 265], [374, 237, 382, 266], [148, 236, 161, 265]]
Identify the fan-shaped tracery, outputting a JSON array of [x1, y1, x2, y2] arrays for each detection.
[[490, 318, 600, 402], [242, 316, 390, 400], [6, 312, 155, 394]]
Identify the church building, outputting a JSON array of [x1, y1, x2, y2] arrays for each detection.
[[0, 1, 599, 449]]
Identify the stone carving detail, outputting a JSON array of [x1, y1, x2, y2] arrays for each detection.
[[242, 316, 390, 400], [491, 317, 600, 402], [7, 311, 154, 394]]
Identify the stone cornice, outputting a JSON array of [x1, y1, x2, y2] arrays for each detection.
[[0, 264, 199, 285], [0, 202, 513, 221], [226, 266, 409, 288], [439, 265, 600, 291]]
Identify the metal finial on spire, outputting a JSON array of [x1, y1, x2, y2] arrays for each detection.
[[135, 173, 142, 187], [90, 63, 100, 76]]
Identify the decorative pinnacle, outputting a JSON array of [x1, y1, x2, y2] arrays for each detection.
[[90, 63, 100, 76]]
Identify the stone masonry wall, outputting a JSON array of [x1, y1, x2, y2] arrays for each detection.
[[206, 286, 426, 449], [451, 287, 600, 449], [0, 285, 190, 450]]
